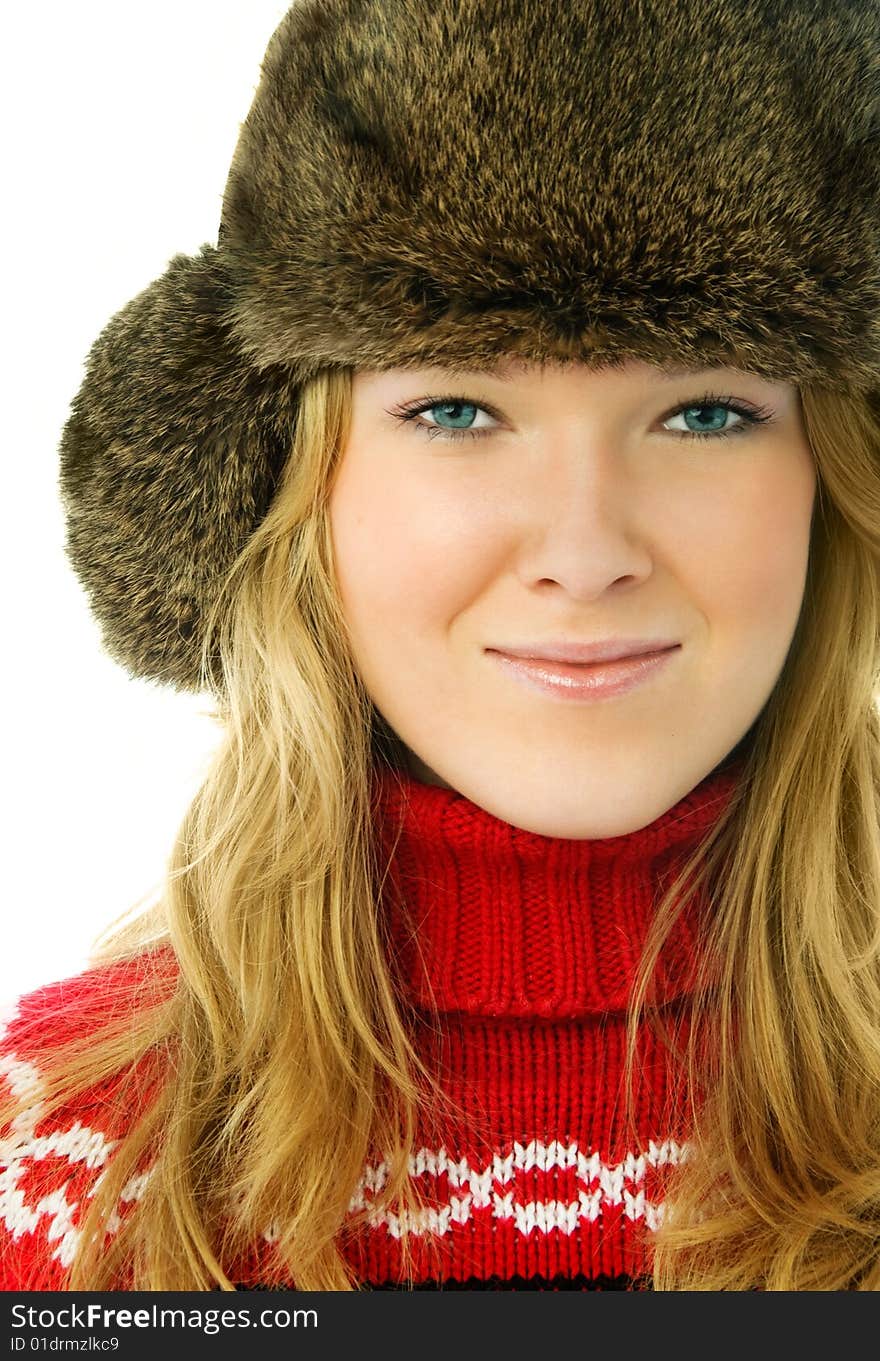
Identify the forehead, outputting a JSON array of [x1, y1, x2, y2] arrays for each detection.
[[362, 356, 788, 388]]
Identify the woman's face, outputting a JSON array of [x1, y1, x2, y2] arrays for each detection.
[[327, 357, 817, 837]]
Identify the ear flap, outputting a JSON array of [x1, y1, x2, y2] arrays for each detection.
[[58, 244, 302, 693]]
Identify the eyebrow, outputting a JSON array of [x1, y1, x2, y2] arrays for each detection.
[[434, 361, 519, 380], [658, 364, 747, 380], [433, 361, 735, 381], [418, 360, 778, 388]]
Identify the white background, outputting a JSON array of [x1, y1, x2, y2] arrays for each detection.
[[3, 2, 292, 1004]]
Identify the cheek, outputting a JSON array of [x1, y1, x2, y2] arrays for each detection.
[[327, 454, 488, 641], [681, 452, 815, 643]]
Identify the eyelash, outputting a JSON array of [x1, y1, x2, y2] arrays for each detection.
[[386, 391, 777, 443]]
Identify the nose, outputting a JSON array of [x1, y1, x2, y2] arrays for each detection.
[[518, 442, 655, 601]]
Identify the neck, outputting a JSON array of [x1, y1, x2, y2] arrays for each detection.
[[369, 755, 746, 1020]]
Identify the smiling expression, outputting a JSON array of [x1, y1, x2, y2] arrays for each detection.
[[327, 357, 818, 838]]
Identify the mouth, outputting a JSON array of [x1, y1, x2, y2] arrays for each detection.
[[488, 639, 681, 665], [486, 644, 681, 701]]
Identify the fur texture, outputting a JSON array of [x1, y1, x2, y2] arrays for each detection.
[[59, 0, 880, 691]]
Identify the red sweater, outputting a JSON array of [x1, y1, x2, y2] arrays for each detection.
[[0, 756, 743, 1291]]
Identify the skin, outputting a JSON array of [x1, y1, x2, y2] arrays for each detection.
[[327, 357, 817, 838]]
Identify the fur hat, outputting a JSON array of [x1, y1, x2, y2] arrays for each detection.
[[58, 0, 880, 693]]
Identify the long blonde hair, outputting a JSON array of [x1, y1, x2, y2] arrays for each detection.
[[4, 368, 880, 1289]]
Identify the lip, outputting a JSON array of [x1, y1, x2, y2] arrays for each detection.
[[487, 644, 681, 701], [489, 638, 681, 664]]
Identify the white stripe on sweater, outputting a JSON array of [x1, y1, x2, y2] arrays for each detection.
[[1, 1050, 151, 1269], [266, 1137, 687, 1242], [5, 1052, 685, 1264]]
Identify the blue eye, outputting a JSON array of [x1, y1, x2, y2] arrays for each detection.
[[387, 392, 776, 443], [390, 398, 498, 441], [663, 399, 772, 440]]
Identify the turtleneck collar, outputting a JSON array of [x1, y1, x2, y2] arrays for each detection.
[[370, 754, 747, 1020]]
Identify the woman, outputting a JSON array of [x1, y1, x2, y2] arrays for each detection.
[[2, 0, 880, 1291]]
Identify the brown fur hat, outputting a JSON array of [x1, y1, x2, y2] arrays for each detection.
[[59, 0, 880, 693]]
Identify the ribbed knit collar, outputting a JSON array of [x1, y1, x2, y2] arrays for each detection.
[[370, 753, 747, 1020]]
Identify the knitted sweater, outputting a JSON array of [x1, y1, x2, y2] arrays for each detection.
[[0, 756, 743, 1291]]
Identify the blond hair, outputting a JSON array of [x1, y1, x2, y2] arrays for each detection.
[[4, 370, 880, 1289]]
